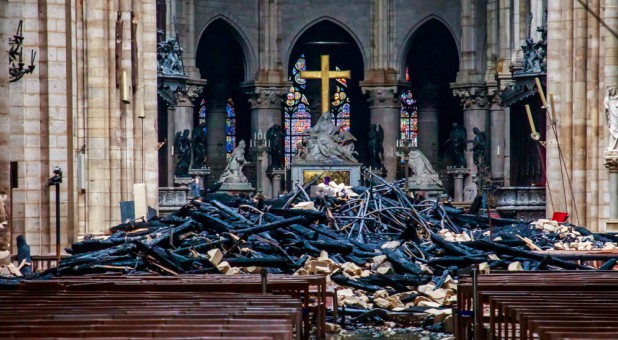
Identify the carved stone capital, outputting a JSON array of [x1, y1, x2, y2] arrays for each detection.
[[452, 84, 490, 110], [175, 84, 204, 106], [246, 86, 286, 109], [605, 150, 618, 172], [362, 86, 400, 108], [487, 87, 503, 110]]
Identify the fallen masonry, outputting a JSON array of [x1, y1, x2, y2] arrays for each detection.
[[2, 173, 618, 336]]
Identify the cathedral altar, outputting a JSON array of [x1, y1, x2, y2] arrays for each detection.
[[291, 162, 362, 187], [289, 56, 361, 187]]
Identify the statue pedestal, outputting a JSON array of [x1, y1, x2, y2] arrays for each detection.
[[217, 182, 255, 196], [174, 176, 192, 187], [447, 167, 470, 203], [494, 186, 546, 220], [407, 178, 444, 200], [291, 162, 362, 187], [158, 187, 189, 216]]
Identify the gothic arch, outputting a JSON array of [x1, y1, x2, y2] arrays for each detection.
[[284, 16, 367, 78], [196, 14, 256, 81], [398, 15, 460, 80]]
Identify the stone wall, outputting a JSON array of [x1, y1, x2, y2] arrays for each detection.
[[0, 0, 9, 249], [192, 0, 461, 81], [3, 0, 159, 255], [546, 0, 617, 231]]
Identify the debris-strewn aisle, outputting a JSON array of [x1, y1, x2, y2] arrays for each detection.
[[7, 175, 618, 334]]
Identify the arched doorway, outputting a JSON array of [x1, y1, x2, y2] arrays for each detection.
[[402, 19, 460, 186], [196, 19, 250, 178], [287, 21, 368, 167]]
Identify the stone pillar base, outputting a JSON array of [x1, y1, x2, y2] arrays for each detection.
[[447, 167, 470, 203], [267, 168, 286, 198]]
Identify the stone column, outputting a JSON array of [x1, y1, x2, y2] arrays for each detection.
[[417, 84, 440, 164], [246, 86, 286, 198], [452, 84, 490, 201], [206, 85, 228, 168], [0, 0, 9, 250], [605, 1, 618, 227], [363, 86, 400, 181], [172, 82, 204, 182], [179, 0, 199, 79], [268, 169, 285, 198], [488, 89, 505, 179]]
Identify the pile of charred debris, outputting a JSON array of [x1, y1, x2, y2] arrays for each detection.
[[15, 173, 618, 333]]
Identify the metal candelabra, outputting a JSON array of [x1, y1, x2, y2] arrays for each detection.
[[250, 131, 270, 195]]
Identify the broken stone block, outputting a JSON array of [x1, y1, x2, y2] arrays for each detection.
[[386, 296, 404, 309], [373, 297, 392, 309], [508, 261, 523, 271], [374, 289, 389, 299], [217, 261, 231, 274], [376, 261, 394, 275], [417, 300, 441, 308], [207, 248, 223, 266], [417, 283, 436, 295], [341, 262, 362, 277], [479, 262, 491, 274], [380, 241, 401, 250]]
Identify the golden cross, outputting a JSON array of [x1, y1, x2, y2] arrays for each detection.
[[300, 55, 351, 114]]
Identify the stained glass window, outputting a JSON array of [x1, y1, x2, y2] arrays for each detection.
[[225, 98, 236, 160], [400, 90, 418, 146], [198, 99, 207, 124], [284, 55, 311, 167], [330, 76, 350, 131]]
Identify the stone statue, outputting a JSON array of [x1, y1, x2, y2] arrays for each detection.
[[267, 124, 285, 169], [444, 123, 467, 168], [0, 192, 7, 227], [472, 127, 487, 168], [157, 39, 185, 75], [298, 111, 358, 163], [219, 139, 249, 183], [408, 148, 443, 187], [174, 129, 192, 176], [605, 86, 618, 150], [192, 122, 208, 168], [368, 124, 384, 169]]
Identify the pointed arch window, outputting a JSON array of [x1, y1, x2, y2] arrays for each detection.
[[331, 71, 350, 131], [225, 98, 236, 160], [400, 90, 418, 145], [284, 55, 311, 167], [198, 98, 207, 124]]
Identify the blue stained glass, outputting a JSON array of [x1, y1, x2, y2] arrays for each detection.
[[226, 136, 235, 153], [284, 55, 312, 167], [226, 98, 237, 159], [226, 121, 236, 135], [399, 90, 418, 140], [226, 105, 235, 117]]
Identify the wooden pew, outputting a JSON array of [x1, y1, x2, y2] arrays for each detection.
[[0, 275, 312, 340], [455, 271, 618, 340]]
